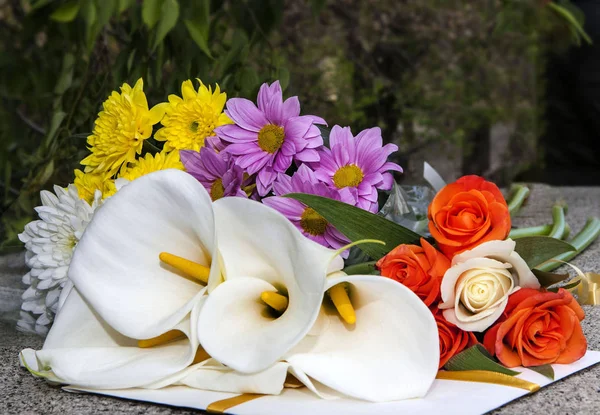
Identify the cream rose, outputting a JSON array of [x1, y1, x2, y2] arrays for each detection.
[[439, 239, 540, 332]]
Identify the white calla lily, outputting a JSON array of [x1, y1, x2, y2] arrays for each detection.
[[21, 288, 203, 389], [286, 275, 439, 402], [67, 169, 219, 340], [197, 197, 337, 374], [175, 274, 439, 402]]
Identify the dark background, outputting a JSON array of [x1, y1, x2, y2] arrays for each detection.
[[0, 0, 599, 249]]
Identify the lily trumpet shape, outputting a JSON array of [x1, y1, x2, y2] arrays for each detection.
[[176, 273, 439, 402], [21, 288, 204, 389], [21, 170, 217, 388], [197, 196, 339, 374], [21, 169, 337, 388]]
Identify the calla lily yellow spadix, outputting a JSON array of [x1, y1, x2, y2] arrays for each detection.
[[328, 283, 356, 324], [159, 252, 210, 284], [261, 291, 289, 313], [138, 329, 186, 348]]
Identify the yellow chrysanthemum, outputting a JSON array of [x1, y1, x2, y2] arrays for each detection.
[[154, 79, 232, 152], [73, 169, 117, 204], [118, 150, 184, 182], [81, 78, 167, 176]]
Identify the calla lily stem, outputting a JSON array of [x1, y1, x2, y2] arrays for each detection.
[[508, 184, 530, 216], [509, 224, 552, 239], [548, 204, 567, 239], [536, 217, 600, 272], [343, 261, 378, 275]]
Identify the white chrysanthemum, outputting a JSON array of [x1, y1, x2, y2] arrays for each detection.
[[17, 184, 101, 336]]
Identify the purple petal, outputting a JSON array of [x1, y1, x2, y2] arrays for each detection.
[[225, 142, 262, 156], [272, 173, 293, 196], [262, 196, 304, 220], [379, 172, 395, 190], [273, 153, 293, 172], [382, 160, 403, 173], [294, 148, 320, 163], [237, 152, 271, 175], [225, 98, 268, 132], [304, 115, 327, 126], [280, 140, 296, 157], [216, 124, 258, 143], [257, 81, 282, 112], [282, 96, 301, 120], [257, 168, 278, 196], [266, 94, 283, 126], [284, 116, 313, 140]]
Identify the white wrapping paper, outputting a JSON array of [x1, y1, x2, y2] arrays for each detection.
[[65, 350, 600, 415]]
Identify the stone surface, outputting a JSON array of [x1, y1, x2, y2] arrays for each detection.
[[0, 185, 599, 414]]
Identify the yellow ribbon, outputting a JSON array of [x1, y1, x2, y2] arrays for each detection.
[[206, 394, 264, 413], [435, 370, 540, 393], [205, 370, 540, 412], [572, 272, 600, 305]]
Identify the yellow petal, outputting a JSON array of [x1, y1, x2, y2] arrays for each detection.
[[148, 102, 168, 125], [181, 80, 197, 101]]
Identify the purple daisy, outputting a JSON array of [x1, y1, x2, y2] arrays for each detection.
[[215, 81, 325, 196], [313, 125, 403, 213], [263, 164, 352, 255], [180, 148, 249, 201]]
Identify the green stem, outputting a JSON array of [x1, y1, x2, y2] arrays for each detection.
[[343, 261, 378, 275], [536, 217, 600, 272], [508, 185, 530, 216], [548, 204, 567, 239], [563, 222, 571, 240], [509, 224, 552, 239]]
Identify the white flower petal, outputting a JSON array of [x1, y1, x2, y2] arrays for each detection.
[[452, 239, 540, 289], [286, 275, 439, 402], [179, 361, 290, 395], [68, 170, 217, 339], [440, 257, 510, 306], [198, 197, 335, 374], [21, 288, 202, 389]]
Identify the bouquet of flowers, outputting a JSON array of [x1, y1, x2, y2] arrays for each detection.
[[18, 78, 600, 411]]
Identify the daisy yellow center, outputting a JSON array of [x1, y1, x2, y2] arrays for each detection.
[[300, 207, 328, 236], [333, 164, 364, 189], [210, 178, 225, 201], [258, 124, 285, 154]]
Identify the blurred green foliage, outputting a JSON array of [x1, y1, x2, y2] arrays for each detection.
[[0, 0, 586, 251]]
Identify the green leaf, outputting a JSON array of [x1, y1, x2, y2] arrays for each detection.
[[152, 0, 179, 51], [532, 269, 570, 288], [54, 53, 75, 95], [528, 364, 554, 380], [142, 0, 163, 29], [444, 344, 520, 376], [514, 236, 576, 269], [286, 193, 420, 259], [50, 1, 80, 22], [278, 67, 290, 91], [548, 279, 581, 293], [184, 19, 213, 58], [117, 0, 135, 13], [238, 66, 259, 94]]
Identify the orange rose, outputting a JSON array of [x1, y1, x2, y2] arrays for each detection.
[[376, 238, 450, 306], [483, 288, 587, 367], [435, 308, 478, 369], [428, 175, 510, 258]]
